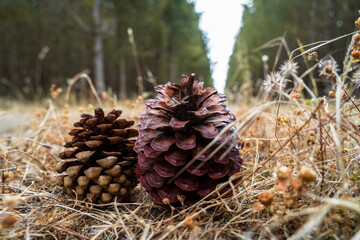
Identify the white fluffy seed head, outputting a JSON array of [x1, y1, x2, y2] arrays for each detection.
[[3, 195, 21, 208]]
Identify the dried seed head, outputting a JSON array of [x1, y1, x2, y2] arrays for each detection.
[[263, 72, 287, 93], [290, 178, 301, 190], [329, 90, 336, 97], [276, 115, 290, 124], [177, 195, 186, 203], [319, 57, 339, 79], [290, 91, 300, 98], [355, 17, 360, 28], [50, 83, 56, 91], [307, 51, 318, 61], [1, 214, 19, 228], [280, 60, 299, 76], [353, 34, 360, 48], [356, 34, 360, 41], [258, 191, 273, 207], [299, 166, 316, 183], [351, 50, 360, 60], [277, 166, 291, 179], [324, 65, 333, 74], [184, 217, 198, 230], [3, 195, 21, 208], [243, 140, 251, 148], [351, 72, 360, 86], [162, 198, 170, 205]]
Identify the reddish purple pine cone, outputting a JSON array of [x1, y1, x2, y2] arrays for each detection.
[[134, 74, 243, 206]]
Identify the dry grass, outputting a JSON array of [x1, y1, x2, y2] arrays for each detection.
[[1, 31, 360, 239]]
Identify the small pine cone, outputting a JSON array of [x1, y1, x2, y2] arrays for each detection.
[[57, 107, 138, 204], [135, 74, 243, 206]]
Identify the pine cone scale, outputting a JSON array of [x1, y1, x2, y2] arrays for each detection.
[[164, 149, 189, 166], [150, 134, 176, 152], [146, 170, 165, 188], [153, 161, 177, 177], [175, 132, 196, 150]]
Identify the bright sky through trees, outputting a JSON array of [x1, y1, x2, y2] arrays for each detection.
[[195, 0, 244, 92]]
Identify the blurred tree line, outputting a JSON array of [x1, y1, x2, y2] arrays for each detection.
[[226, 0, 359, 97], [0, 0, 212, 100]]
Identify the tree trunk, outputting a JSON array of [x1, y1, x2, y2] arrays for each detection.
[[128, 28, 143, 96], [310, 0, 317, 42], [169, 55, 176, 82], [323, 0, 332, 53], [93, 0, 106, 94], [119, 57, 127, 100]]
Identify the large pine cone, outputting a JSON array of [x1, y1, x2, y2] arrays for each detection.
[[57, 107, 138, 204], [135, 74, 243, 206]]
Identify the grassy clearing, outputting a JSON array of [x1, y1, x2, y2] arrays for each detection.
[[1, 92, 359, 239]]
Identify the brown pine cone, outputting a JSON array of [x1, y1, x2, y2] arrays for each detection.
[[57, 107, 138, 204]]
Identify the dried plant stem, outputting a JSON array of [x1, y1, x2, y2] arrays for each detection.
[[65, 72, 102, 105], [219, 101, 323, 198], [290, 30, 360, 61], [128, 28, 144, 96], [297, 39, 319, 97], [288, 205, 331, 240], [333, 74, 346, 185]]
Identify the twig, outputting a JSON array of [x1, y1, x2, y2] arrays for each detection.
[[65, 72, 102, 105]]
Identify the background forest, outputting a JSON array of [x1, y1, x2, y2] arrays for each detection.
[[0, 0, 212, 102], [227, 0, 359, 97], [1, 0, 359, 102]]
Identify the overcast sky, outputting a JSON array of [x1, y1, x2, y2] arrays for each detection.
[[194, 0, 245, 92]]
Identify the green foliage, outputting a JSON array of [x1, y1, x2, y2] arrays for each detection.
[[226, 0, 359, 95], [0, 0, 211, 99]]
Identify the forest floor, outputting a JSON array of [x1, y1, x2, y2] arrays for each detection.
[[0, 94, 360, 239]]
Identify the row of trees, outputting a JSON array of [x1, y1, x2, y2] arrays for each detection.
[[226, 0, 359, 96], [0, 0, 212, 100]]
